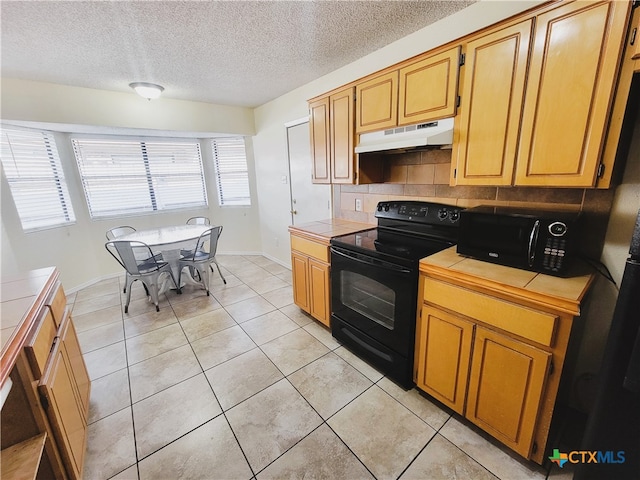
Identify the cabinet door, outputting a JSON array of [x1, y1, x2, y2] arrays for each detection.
[[62, 316, 90, 418], [415, 306, 473, 415], [356, 71, 398, 133], [453, 20, 532, 185], [309, 97, 331, 184], [308, 258, 330, 327], [515, 0, 630, 187], [291, 252, 310, 313], [398, 47, 460, 126], [39, 317, 88, 479], [466, 326, 551, 458], [330, 87, 355, 184]]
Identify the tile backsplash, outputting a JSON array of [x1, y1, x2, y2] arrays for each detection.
[[333, 149, 615, 259]]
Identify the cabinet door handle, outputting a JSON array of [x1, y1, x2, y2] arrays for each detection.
[[290, 210, 297, 215]]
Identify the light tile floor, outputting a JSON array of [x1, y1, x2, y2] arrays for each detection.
[[71, 254, 571, 480]]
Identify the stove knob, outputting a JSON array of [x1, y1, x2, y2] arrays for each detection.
[[384, 204, 390, 212], [377, 204, 383, 212], [449, 211, 460, 222], [438, 208, 448, 220]]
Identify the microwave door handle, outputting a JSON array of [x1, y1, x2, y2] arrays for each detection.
[[528, 220, 540, 267]]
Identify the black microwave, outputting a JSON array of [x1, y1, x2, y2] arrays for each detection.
[[457, 206, 581, 276]]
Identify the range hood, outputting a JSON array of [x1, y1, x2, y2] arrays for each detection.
[[355, 118, 454, 154]]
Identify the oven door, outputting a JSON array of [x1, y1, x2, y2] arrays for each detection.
[[330, 245, 417, 358]]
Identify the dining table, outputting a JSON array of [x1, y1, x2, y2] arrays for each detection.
[[117, 224, 213, 291]]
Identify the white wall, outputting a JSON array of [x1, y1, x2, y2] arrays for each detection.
[[1, 78, 256, 136], [1, 82, 261, 290], [252, 0, 544, 265]]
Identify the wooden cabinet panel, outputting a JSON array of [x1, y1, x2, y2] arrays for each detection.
[[309, 97, 330, 184], [291, 252, 310, 313], [356, 71, 398, 133], [423, 278, 557, 347], [290, 235, 329, 262], [515, 0, 630, 186], [60, 317, 90, 418], [329, 87, 355, 184], [454, 20, 532, 185], [39, 334, 86, 479], [398, 47, 460, 126], [46, 284, 66, 328], [416, 306, 472, 414], [309, 259, 330, 327], [25, 309, 57, 379], [466, 327, 551, 458]]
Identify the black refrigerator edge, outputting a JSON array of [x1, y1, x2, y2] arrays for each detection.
[[574, 209, 640, 480]]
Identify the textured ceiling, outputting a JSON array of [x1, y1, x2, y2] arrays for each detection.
[[1, 0, 475, 108]]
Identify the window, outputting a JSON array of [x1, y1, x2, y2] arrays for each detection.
[[212, 137, 251, 206], [72, 138, 207, 218], [0, 127, 76, 231]]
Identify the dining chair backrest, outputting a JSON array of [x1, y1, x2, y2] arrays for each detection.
[[106, 226, 136, 241], [185, 226, 222, 261], [105, 240, 161, 275], [186, 216, 210, 225]]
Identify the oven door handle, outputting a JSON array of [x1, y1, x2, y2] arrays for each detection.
[[330, 246, 412, 274]]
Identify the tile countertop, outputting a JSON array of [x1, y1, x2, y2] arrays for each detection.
[[1, 267, 58, 386], [420, 247, 595, 316], [288, 219, 374, 244]]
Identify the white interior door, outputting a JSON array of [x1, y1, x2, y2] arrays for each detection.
[[286, 118, 331, 225]]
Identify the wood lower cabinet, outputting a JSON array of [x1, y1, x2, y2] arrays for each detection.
[[290, 234, 331, 327], [416, 249, 594, 464], [466, 326, 551, 458], [1, 271, 90, 480], [415, 306, 472, 415]]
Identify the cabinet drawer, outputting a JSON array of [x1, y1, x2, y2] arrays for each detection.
[[423, 278, 557, 346], [46, 283, 66, 327], [25, 308, 57, 379], [290, 236, 329, 262]]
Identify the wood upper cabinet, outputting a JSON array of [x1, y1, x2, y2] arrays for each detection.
[[415, 305, 472, 415], [309, 97, 330, 184], [453, 20, 533, 185], [466, 326, 551, 458], [329, 87, 356, 183], [515, 0, 630, 187], [309, 87, 356, 184], [355, 71, 398, 133], [398, 46, 460, 126]]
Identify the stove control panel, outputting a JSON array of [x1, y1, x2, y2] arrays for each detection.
[[376, 201, 463, 225]]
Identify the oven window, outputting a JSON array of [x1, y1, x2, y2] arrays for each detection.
[[340, 271, 395, 330]]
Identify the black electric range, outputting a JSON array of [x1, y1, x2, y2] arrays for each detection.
[[329, 201, 463, 388]]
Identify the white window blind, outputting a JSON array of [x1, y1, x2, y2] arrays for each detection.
[[212, 137, 251, 206], [72, 138, 207, 218], [0, 127, 76, 231]]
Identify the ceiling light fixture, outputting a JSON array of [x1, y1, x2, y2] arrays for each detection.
[[129, 82, 164, 100]]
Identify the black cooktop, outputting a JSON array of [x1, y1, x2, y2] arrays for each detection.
[[331, 201, 463, 265], [331, 228, 454, 264]]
